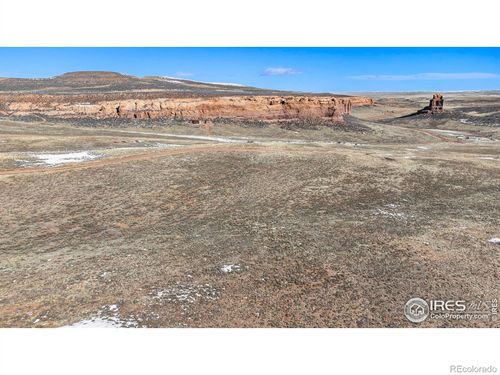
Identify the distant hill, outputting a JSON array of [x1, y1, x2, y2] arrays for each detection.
[[0, 71, 305, 97]]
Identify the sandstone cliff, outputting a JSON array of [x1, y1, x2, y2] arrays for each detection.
[[0, 94, 372, 122], [0, 72, 373, 123]]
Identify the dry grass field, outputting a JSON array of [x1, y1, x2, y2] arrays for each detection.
[[0, 92, 499, 327]]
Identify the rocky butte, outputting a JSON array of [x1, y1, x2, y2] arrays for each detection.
[[418, 93, 444, 114], [0, 71, 373, 123]]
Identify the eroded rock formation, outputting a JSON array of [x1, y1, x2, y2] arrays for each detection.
[[0, 94, 373, 122], [418, 94, 444, 114]]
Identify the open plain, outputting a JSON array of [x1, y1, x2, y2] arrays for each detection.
[[0, 74, 498, 327]]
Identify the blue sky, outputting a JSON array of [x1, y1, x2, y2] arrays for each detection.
[[0, 48, 499, 92]]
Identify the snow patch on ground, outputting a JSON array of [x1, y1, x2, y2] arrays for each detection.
[[120, 130, 251, 144], [151, 142, 182, 149], [206, 82, 245, 87], [159, 76, 245, 87], [221, 264, 241, 273], [113, 129, 372, 148], [427, 129, 496, 143], [373, 204, 411, 221], [159, 77, 185, 84], [67, 304, 138, 328], [70, 317, 123, 328], [114, 143, 180, 151], [19, 151, 102, 167], [153, 284, 218, 304], [429, 129, 466, 136]]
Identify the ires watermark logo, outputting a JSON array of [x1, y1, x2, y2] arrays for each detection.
[[404, 297, 497, 323], [404, 298, 429, 323]]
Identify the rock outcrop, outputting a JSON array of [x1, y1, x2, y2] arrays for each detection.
[[0, 72, 373, 123], [418, 94, 444, 114], [0, 94, 373, 123]]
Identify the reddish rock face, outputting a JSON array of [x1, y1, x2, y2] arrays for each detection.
[[418, 93, 444, 114], [0, 94, 373, 122]]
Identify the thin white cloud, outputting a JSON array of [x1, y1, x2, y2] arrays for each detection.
[[348, 72, 500, 81], [261, 67, 302, 76]]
